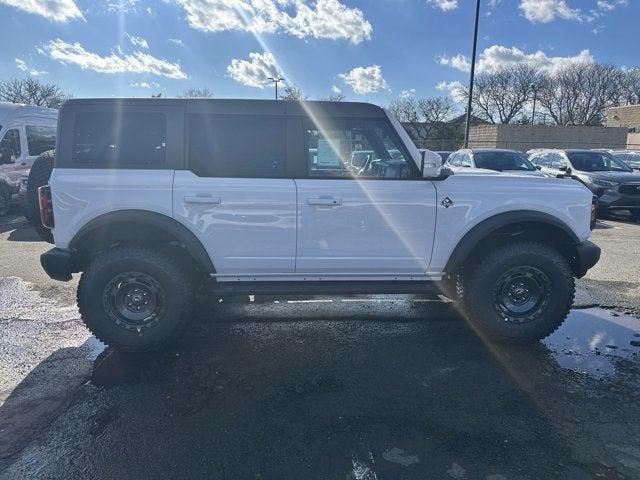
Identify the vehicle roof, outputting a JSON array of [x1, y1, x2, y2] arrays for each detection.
[[469, 148, 522, 153], [0, 102, 57, 126], [61, 98, 386, 118]]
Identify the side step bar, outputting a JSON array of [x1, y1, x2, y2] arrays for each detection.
[[207, 281, 443, 296]]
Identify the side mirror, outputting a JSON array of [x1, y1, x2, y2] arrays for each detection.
[[421, 151, 442, 178], [535, 165, 542, 170], [558, 165, 568, 172]]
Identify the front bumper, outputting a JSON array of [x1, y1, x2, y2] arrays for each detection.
[[595, 186, 640, 211], [40, 248, 74, 281], [574, 240, 601, 278]]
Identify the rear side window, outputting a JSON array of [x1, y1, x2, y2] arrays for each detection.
[[26, 125, 56, 156], [72, 112, 166, 165], [188, 114, 286, 178]]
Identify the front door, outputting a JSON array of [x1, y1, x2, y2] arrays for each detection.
[[174, 111, 297, 278], [295, 117, 437, 277]]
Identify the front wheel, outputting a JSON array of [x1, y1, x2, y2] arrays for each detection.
[[460, 242, 574, 344], [78, 246, 193, 352]]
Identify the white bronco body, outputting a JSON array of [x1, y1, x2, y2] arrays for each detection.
[[39, 99, 599, 351]]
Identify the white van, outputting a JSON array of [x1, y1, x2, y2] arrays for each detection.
[[0, 102, 57, 215]]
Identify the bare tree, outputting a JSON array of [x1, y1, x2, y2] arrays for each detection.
[[319, 92, 345, 102], [280, 85, 306, 101], [620, 68, 640, 105], [178, 87, 213, 98], [388, 96, 456, 148], [0, 78, 69, 108], [538, 62, 620, 125], [464, 64, 541, 124]]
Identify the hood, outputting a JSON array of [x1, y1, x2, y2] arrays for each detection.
[[504, 169, 547, 177], [580, 171, 640, 183]]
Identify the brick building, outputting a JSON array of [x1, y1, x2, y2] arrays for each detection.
[[468, 124, 629, 151], [607, 105, 640, 148]]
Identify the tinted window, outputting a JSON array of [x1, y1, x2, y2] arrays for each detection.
[[305, 118, 417, 179], [473, 151, 536, 171], [73, 112, 166, 165], [0, 129, 21, 162], [26, 125, 56, 156], [448, 153, 461, 166], [566, 151, 631, 172], [189, 114, 285, 178]]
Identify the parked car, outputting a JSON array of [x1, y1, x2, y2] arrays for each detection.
[[0, 103, 57, 216], [529, 149, 640, 219], [435, 151, 453, 164], [446, 148, 547, 177], [609, 150, 640, 171], [39, 98, 599, 351]]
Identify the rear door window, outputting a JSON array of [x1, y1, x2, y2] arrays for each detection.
[[72, 112, 166, 165], [188, 114, 286, 178], [26, 125, 56, 156]]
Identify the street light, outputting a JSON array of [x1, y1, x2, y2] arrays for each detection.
[[464, 0, 482, 149], [267, 77, 285, 100], [531, 84, 538, 125]]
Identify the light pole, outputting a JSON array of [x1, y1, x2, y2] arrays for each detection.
[[531, 84, 538, 125], [267, 77, 284, 100], [464, 0, 481, 148]]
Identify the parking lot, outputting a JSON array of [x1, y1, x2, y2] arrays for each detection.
[[1, 211, 640, 480]]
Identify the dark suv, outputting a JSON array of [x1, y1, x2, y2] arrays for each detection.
[[529, 149, 640, 219]]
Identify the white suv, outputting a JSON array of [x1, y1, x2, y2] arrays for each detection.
[[0, 103, 57, 216], [39, 99, 600, 351]]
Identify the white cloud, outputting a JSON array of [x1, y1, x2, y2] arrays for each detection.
[[400, 88, 416, 99], [427, 0, 458, 12], [597, 0, 628, 10], [14, 58, 48, 76], [332, 85, 342, 95], [0, 0, 82, 22], [519, 0, 584, 23], [45, 39, 188, 79], [168, 38, 184, 46], [436, 80, 466, 102], [438, 53, 470, 72], [439, 45, 594, 75], [126, 33, 149, 49], [340, 65, 388, 95], [175, 0, 372, 44], [130, 81, 160, 89], [227, 51, 282, 88]]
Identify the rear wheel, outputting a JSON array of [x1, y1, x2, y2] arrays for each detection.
[[461, 242, 574, 344], [0, 184, 9, 217], [78, 246, 193, 352]]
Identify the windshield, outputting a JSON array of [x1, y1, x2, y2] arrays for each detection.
[[473, 151, 536, 171], [566, 152, 632, 172]]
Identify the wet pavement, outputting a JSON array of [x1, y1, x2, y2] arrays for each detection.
[[2, 215, 640, 479], [2, 290, 640, 480]]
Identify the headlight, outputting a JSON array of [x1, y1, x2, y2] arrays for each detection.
[[591, 179, 619, 188]]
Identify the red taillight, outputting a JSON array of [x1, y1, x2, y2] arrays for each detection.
[[38, 185, 54, 229]]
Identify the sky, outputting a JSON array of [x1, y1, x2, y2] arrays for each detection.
[[0, 0, 636, 106]]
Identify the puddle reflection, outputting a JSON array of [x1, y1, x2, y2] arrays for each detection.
[[544, 308, 640, 378]]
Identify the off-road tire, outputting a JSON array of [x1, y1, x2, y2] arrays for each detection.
[[460, 242, 574, 344], [0, 184, 10, 217], [78, 246, 193, 352], [26, 150, 54, 242]]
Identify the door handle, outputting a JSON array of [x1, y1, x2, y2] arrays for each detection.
[[307, 197, 342, 207], [183, 195, 222, 205]]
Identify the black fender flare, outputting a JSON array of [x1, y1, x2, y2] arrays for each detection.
[[69, 209, 214, 272], [444, 210, 580, 273]]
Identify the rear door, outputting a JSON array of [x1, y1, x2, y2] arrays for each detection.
[[293, 116, 437, 277], [173, 104, 297, 278]]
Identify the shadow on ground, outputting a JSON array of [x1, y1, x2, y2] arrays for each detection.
[[1, 297, 640, 479]]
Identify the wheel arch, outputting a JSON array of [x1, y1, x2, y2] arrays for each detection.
[[445, 210, 581, 276], [69, 209, 214, 274]]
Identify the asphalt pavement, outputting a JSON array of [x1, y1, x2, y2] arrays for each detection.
[[1, 211, 640, 480]]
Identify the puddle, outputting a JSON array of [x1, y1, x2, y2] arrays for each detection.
[[543, 308, 640, 378]]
